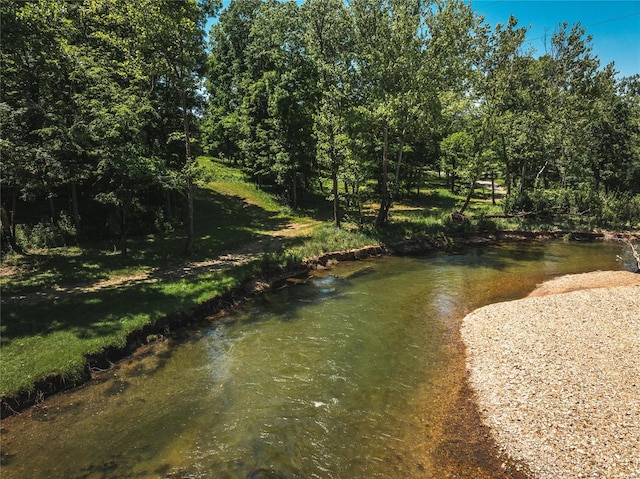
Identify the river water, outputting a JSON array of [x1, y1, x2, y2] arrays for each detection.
[[0, 241, 629, 478]]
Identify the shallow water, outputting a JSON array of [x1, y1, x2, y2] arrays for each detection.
[[0, 241, 629, 478]]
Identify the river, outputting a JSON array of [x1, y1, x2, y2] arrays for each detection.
[[0, 241, 628, 478]]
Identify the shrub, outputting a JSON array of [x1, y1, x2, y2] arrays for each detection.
[[474, 215, 499, 233], [599, 193, 640, 228], [443, 211, 473, 235], [15, 212, 78, 250]]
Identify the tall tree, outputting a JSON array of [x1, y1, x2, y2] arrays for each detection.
[[203, 0, 262, 164], [351, 0, 433, 227], [205, 0, 316, 207], [1, 0, 74, 246], [135, 0, 219, 255], [303, 0, 354, 227], [72, 0, 163, 255], [458, 15, 527, 214]]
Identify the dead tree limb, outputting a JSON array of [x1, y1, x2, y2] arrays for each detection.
[[625, 238, 640, 273]]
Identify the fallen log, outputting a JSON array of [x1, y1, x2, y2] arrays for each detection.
[[483, 211, 535, 219]]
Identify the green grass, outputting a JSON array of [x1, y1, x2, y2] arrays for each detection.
[[288, 223, 378, 259], [1, 157, 308, 398], [1, 267, 248, 396], [3, 226, 381, 399], [0, 159, 297, 296], [1, 163, 610, 401]]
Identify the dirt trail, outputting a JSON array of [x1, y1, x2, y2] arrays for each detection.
[[3, 222, 315, 306]]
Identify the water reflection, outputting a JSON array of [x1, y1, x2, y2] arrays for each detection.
[[0, 241, 625, 478]]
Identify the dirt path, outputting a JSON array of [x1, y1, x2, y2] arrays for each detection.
[[3, 222, 316, 306]]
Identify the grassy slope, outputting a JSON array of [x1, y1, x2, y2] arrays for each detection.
[[1, 159, 291, 296]]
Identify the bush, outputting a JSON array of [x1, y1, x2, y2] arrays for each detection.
[[474, 215, 499, 233], [503, 191, 534, 214], [442, 211, 473, 235], [504, 188, 640, 229], [15, 212, 78, 250], [598, 193, 640, 228]]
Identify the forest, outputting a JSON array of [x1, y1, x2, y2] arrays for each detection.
[[2, 0, 640, 256]]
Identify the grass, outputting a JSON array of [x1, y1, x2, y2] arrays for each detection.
[[287, 223, 378, 259], [0, 159, 296, 296], [1, 267, 248, 396], [0, 161, 620, 401], [1, 157, 320, 399]]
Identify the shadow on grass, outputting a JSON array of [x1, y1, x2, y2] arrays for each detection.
[[402, 189, 461, 212], [2, 187, 292, 296], [190, 188, 290, 258], [292, 189, 335, 222], [0, 269, 241, 346]]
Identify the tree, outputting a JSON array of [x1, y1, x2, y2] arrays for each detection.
[[1, 0, 74, 247], [440, 131, 473, 193], [351, 0, 435, 227], [303, 0, 355, 227], [205, 0, 316, 207], [134, 0, 219, 255], [203, 0, 262, 164], [459, 15, 526, 214], [72, 0, 164, 256], [245, 0, 316, 207]]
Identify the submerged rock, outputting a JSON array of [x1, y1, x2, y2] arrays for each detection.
[[247, 468, 284, 479]]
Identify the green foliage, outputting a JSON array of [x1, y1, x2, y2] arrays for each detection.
[[3, 0, 638, 250], [0, 0, 213, 255], [598, 193, 640, 229], [503, 189, 640, 229], [287, 223, 376, 260], [440, 131, 474, 191], [504, 188, 596, 216], [15, 212, 78, 250]]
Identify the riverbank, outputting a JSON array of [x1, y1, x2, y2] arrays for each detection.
[[462, 271, 640, 478], [4, 156, 639, 415], [2, 231, 638, 417]]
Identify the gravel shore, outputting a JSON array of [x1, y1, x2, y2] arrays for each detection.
[[462, 271, 640, 479]]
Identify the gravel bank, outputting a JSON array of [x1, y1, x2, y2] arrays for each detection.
[[462, 271, 640, 479]]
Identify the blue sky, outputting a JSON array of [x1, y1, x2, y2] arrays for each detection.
[[474, 1, 640, 78], [210, 0, 640, 78]]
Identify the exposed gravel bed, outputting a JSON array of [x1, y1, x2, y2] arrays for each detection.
[[462, 271, 640, 479]]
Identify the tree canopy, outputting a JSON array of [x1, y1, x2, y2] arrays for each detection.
[[2, 0, 639, 253]]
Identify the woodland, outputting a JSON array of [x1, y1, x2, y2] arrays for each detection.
[[2, 0, 640, 256]]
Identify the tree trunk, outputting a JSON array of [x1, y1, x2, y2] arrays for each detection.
[[332, 170, 340, 229], [490, 169, 496, 205], [48, 194, 57, 224], [459, 176, 477, 215], [292, 176, 298, 209], [180, 88, 194, 256], [185, 176, 194, 256], [450, 160, 457, 193], [1, 202, 23, 253], [120, 207, 128, 257], [70, 182, 82, 235], [375, 123, 390, 228], [394, 131, 405, 197], [519, 163, 526, 195], [11, 194, 17, 242], [501, 134, 511, 196]]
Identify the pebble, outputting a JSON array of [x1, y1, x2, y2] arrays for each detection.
[[462, 272, 640, 479]]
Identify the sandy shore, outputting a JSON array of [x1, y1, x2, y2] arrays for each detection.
[[462, 271, 640, 479]]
